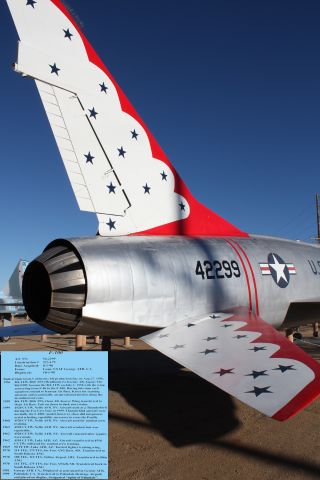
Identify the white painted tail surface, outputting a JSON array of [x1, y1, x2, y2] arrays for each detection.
[[6, 0, 246, 238]]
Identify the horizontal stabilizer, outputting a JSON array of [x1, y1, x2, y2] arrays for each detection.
[[142, 308, 320, 420], [0, 324, 55, 337]]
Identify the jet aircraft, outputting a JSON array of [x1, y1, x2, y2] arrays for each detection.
[[0, 259, 28, 316], [3, 0, 320, 421]]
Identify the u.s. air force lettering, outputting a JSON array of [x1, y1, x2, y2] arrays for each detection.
[[308, 260, 320, 275], [259, 253, 296, 288]]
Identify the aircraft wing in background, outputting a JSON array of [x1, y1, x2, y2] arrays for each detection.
[[0, 324, 55, 337], [143, 307, 320, 421]]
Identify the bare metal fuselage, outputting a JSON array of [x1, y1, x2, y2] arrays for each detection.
[[22, 235, 320, 337]]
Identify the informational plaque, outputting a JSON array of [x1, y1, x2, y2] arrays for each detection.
[[1, 351, 108, 479]]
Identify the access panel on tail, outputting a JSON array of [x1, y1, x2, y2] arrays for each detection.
[[6, 0, 246, 238]]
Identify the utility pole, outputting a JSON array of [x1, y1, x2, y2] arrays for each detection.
[[313, 194, 320, 337]]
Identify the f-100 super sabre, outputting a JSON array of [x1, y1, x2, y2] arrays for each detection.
[[3, 0, 320, 421]]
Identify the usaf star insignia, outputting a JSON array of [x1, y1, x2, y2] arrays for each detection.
[[259, 253, 296, 288]]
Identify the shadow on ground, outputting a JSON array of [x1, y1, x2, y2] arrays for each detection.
[[109, 347, 320, 478], [109, 349, 240, 445]]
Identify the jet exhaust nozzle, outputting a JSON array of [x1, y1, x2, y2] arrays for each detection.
[[22, 244, 86, 333]]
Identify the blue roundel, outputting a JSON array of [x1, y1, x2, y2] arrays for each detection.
[[267, 253, 290, 288]]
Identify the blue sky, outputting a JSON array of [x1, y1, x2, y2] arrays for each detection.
[[1, 0, 320, 286]]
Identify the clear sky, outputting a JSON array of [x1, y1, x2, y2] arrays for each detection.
[[1, 0, 320, 287]]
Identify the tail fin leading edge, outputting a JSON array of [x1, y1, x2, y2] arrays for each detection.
[[6, 0, 247, 237]]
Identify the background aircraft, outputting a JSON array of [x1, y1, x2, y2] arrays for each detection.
[[0, 259, 28, 316], [3, 0, 320, 421]]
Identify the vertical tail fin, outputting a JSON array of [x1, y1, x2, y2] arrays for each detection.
[[6, 0, 247, 237], [3, 260, 29, 298]]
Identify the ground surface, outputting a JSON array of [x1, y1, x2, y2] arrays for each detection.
[[0, 322, 320, 480]]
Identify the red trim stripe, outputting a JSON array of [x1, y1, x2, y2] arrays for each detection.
[[231, 240, 260, 316], [225, 239, 252, 312]]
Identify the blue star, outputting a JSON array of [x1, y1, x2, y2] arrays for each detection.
[[200, 349, 217, 355], [246, 370, 268, 379], [214, 368, 234, 376], [118, 147, 126, 157], [179, 202, 185, 211], [246, 386, 272, 397], [273, 365, 296, 373], [100, 82, 108, 93], [63, 28, 73, 40], [249, 346, 266, 352], [49, 63, 60, 75], [84, 152, 94, 164], [143, 183, 151, 194], [26, 0, 36, 7], [107, 182, 116, 194], [88, 107, 98, 119], [106, 218, 116, 230], [233, 334, 247, 339], [131, 129, 138, 140], [161, 171, 168, 181]]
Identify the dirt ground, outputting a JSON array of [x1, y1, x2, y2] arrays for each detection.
[[0, 322, 320, 480]]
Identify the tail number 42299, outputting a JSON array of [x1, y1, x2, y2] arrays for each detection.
[[195, 260, 241, 280]]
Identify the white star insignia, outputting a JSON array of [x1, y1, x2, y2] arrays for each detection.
[[269, 254, 288, 284]]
